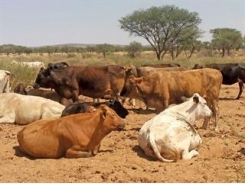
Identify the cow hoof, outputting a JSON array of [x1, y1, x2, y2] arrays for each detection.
[[200, 126, 207, 130], [214, 127, 220, 132]]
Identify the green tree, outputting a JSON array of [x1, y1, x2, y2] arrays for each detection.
[[125, 41, 143, 58], [181, 40, 202, 59], [95, 44, 114, 58], [210, 28, 243, 57], [119, 5, 202, 60]]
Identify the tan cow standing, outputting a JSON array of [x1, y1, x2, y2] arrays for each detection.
[[121, 68, 223, 131], [17, 104, 125, 158]]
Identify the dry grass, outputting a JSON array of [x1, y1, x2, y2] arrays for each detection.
[[0, 50, 244, 89]]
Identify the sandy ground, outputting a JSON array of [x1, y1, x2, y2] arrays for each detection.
[[0, 84, 245, 182]]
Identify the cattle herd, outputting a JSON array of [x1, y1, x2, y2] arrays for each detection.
[[0, 60, 245, 163]]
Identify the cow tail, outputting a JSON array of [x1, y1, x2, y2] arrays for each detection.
[[149, 131, 174, 163]]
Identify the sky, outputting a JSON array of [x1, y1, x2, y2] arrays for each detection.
[[0, 0, 244, 47]]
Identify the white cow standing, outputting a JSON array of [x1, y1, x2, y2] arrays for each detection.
[[138, 93, 212, 162], [0, 93, 65, 125]]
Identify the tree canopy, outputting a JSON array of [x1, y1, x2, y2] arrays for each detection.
[[119, 5, 202, 60], [210, 28, 243, 57], [125, 41, 143, 58]]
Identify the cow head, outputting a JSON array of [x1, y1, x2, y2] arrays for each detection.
[[98, 104, 125, 131], [120, 75, 142, 98], [13, 83, 28, 95], [192, 64, 204, 69], [47, 62, 69, 70], [107, 99, 129, 119], [190, 93, 212, 119], [33, 67, 53, 89]]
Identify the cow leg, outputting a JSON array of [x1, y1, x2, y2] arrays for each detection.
[[93, 98, 100, 103], [0, 110, 15, 124], [0, 116, 15, 124], [121, 97, 136, 107], [92, 144, 101, 156], [201, 99, 219, 132], [201, 117, 209, 130], [60, 98, 72, 106], [65, 145, 93, 158], [211, 99, 219, 132], [71, 90, 80, 102], [182, 149, 199, 160], [236, 80, 244, 99]]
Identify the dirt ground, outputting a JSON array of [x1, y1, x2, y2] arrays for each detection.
[[0, 84, 245, 182]]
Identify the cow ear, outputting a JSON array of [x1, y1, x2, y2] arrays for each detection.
[[193, 95, 199, 104], [124, 64, 133, 71], [129, 75, 136, 83], [100, 104, 108, 119], [61, 62, 69, 67], [108, 99, 115, 106], [135, 78, 143, 84], [180, 96, 188, 102], [25, 85, 33, 92]]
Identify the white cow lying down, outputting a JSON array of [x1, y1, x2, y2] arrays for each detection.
[[0, 70, 11, 93], [138, 93, 212, 162], [0, 93, 65, 125], [11, 60, 45, 68]]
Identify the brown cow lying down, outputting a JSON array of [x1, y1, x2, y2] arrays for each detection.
[[17, 104, 126, 158], [13, 83, 73, 106]]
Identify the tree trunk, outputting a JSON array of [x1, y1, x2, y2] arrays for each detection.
[[156, 52, 161, 60], [227, 49, 230, 56], [160, 50, 168, 60], [222, 48, 225, 57]]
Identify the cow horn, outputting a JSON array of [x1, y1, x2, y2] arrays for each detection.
[[25, 85, 33, 92], [193, 94, 199, 104]]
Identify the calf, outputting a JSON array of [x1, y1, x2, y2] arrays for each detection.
[[61, 99, 129, 118], [0, 93, 65, 125], [17, 104, 126, 158], [138, 93, 212, 162]]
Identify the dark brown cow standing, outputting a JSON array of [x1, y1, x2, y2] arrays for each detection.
[[17, 104, 125, 158], [33, 63, 127, 105]]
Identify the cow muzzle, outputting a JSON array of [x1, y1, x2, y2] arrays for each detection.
[[117, 121, 126, 131], [120, 87, 127, 96]]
